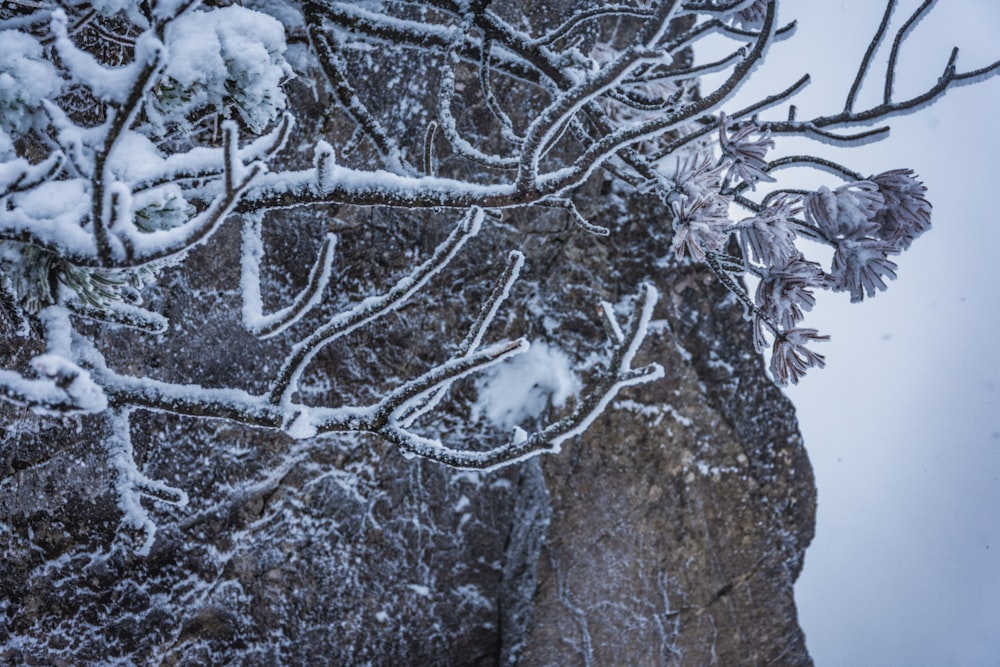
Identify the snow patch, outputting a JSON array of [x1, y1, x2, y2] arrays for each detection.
[[474, 340, 581, 430], [406, 584, 431, 598]]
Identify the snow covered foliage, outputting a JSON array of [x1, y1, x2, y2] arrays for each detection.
[[149, 6, 293, 134], [0, 0, 995, 551]]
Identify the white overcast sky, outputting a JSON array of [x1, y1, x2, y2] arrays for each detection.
[[710, 1, 1000, 665]]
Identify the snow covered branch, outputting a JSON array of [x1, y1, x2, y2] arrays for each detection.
[[0, 0, 995, 550]]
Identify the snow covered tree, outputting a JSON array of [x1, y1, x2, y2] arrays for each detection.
[[0, 0, 995, 663]]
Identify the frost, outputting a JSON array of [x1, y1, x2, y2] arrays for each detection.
[[407, 584, 432, 598], [613, 399, 693, 428]]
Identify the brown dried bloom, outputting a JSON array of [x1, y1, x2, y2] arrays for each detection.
[[770, 328, 830, 386], [669, 194, 732, 262], [719, 117, 776, 189]]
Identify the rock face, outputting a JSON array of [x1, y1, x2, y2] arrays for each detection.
[[497, 193, 815, 666], [519, 267, 815, 666], [0, 2, 815, 665]]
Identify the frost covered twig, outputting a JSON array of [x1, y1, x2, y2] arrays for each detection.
[[240, 213, 337, 340], [400, 249, 525, 427], [105, 409, 188, 556], [268, 208, 485, 407], [305, 6, 413, 175]]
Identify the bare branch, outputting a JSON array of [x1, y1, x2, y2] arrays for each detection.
[[305, 6, 413, 174], [437, 26, 520, 170], [370, 283, 664, 470], [268, 208, 485, 407], [400, 249, 525, 427], [845, 0, 896, 112], [240, 214, 337, 340], [536, 5, 655, 46], [479, 36, 522, 145], [764, 155, 864, 182]]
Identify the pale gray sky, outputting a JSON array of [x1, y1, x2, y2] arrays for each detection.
[[717, 2, 1000, 665]]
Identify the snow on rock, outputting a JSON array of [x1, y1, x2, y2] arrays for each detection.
[[474, 340, 582, 430]]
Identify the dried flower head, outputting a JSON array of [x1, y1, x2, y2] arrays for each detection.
[[755, 257, 830, 331], [669, 194, 732, 262], [719, 117, 776, 189], [830, 237, 898, 303], [870, 169, 931, 250], [670, 152, 727, 200], [770, 328, 830, 386], [740, 194, 802, 266]]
